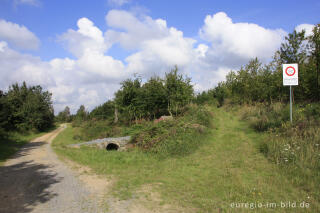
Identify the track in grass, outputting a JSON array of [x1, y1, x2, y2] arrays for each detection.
[[53, 108, 319, 212]]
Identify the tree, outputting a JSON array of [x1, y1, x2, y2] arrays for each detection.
[[278, 30, 307, 64], [90, 101, 114, 120], [75, 105, 87, 121], [4, 82, 54, 132], [0, 90, 10, 137], [309, 24, 320, 100], [114, 77, 142, 122], [164, 66, 194, 116], [213, 82, 228, 106], [141, 77, 167, 119], [56, 106, 71, 122]]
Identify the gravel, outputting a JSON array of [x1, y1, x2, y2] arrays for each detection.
[[0, 126, 108, 213]]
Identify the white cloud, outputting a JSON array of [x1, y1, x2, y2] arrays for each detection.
[[106, 10, 199, 78], [108, 0, 131, 7], [295, 24, 315, 37], [14, 0, 40, 7], [2, 11, 303, 114], [199, 12, 286, 61], [60, 17, 109, 58], [0, 42, 123, 113], [105, 10, 169, 50], [0, 19, 40, 50], [0, 44, 52, 88], [0, 41, 8, 52]]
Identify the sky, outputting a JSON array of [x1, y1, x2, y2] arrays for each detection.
[[0, 0, 319, 113]]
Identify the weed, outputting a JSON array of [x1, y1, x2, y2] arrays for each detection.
[[238, 102, 320, 203]]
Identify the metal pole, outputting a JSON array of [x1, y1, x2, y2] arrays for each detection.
[[290, 85, 292, 123]]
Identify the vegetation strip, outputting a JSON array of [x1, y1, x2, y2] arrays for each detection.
[[53, 107, 319, 212]]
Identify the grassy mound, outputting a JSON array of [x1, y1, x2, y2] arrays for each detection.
[[68, 104, 214, 158], [131, 104, 214, 157]]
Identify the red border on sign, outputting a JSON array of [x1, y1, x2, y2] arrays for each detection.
[[285, 66, 296, 76]]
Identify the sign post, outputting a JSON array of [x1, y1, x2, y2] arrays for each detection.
[[283, 64, 298, 123]]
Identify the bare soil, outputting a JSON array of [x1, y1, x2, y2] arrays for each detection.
[[0, 125, 179, 213], [0, 125, 109, 213]]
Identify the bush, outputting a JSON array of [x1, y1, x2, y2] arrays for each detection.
[[131, 104, 213, 158], [239, 102, 320, 201], [239, 103, 290, 131], [72, 120, 122, 141]]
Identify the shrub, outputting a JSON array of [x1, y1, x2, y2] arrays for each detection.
[[131, 104, 213, 158], [72, 120, 122, 141], [240, 102, 320, 201]]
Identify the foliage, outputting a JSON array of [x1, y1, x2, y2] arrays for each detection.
[[72, 120, 123, 141], [71, 105, 88, 127], [309, 24, 320, 101], [238, 102, 320, 202], [0, 125, 57, 165], [141, 77, 167, 119], [164, 66, 194, 116], [115, 77, 143, 123], [0, 82, 54, 134], [56, 106, 71, 123], [131, 104, 213, 158], [207, 26, 320, 105], [278, 30, 307, 64], [239, 102, 288, 131], [114, 67, 194, 123], [0, 90, 10, 137], [89, 100, 115, 120], [52, 108, 320, 212]]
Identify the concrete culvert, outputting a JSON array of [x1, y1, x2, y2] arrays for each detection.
[[106, 143, 119, 151]]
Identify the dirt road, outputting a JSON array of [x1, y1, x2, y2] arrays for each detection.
[[0, 125, 108, 213]]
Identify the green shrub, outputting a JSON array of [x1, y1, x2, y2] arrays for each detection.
[[239, 102, 291, 132], [72, 120, 122, 141], [239, 102, 320, 201], [131, 104, 213, 158]]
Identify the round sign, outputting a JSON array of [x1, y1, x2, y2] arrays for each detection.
[[285, 66, 296, 76]]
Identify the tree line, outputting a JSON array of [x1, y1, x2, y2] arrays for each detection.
[[57, 24, 320, 124], [197, 24, 320, 105], [0, 82, 54, 137], [57, 67, 194, 124]]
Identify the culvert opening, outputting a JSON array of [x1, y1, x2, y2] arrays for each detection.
[[106, 143, 119, 151]]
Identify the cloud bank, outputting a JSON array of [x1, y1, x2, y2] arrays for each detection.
[[0, 11, 312, 113]]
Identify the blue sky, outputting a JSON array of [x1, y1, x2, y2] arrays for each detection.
[[1, 0, 319, 60], [0, 0, 319, 113]]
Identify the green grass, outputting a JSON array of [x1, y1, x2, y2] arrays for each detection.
[[237, 102, 320, 207], [52, 108, 319, 212], [0, 125, 57, 165]]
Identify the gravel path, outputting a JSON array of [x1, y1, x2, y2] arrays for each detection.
[[0, 125, 108, 213]]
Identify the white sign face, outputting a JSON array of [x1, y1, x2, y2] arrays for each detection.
[[283, 64, 298, 86]]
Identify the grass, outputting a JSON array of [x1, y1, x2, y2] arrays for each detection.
[[0, 125, 57, 165], [52, 108, 319, 212], [238, 102, 320, 206]]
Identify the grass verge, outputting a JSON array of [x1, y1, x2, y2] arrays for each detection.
[[238, 102, 320, 206]]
